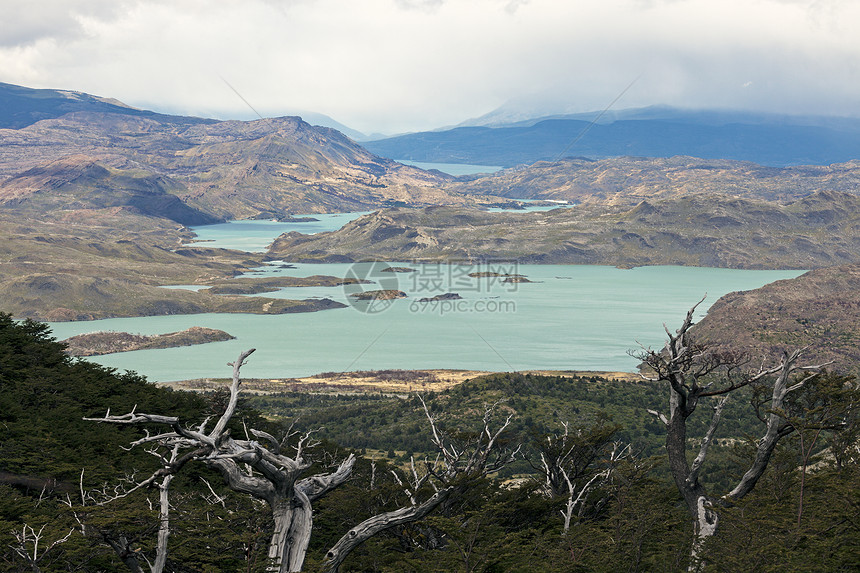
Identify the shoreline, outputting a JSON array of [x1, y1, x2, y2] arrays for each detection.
[[162, 368, 642, 395]]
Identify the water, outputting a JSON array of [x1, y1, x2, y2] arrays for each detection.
[[396, 160, 503, 176], [186, 212, 372, 252], [487, 200, 575, 213], [49, 256, 803, 381]]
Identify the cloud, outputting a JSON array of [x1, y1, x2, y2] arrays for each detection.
[[0, 0, 859, 133], [394, 0, 446, 11], [0, 0, 132, 46]]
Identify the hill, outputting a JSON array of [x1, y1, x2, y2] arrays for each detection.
[[0, 83, 493, 221], [0, 82, 499, 320], [0, 81, 211, 129], [364, 108, 860, 167], [449, 155, 860, 205], [267, 190, 860, 269], [691, 265, 860, 377], [0, 155, 219, 225]]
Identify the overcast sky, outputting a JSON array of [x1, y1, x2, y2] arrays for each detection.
[[1, 0, 859, 134]]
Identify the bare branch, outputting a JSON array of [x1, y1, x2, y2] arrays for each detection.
[[687, 396, 728, 487]]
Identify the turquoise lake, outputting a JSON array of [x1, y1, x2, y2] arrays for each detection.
[[48, 215, 804, 382], [395, 160, 504, 176]]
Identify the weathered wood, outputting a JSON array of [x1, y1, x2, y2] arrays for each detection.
[[322, 488, 453, 573], [89, 351, 518, 573], [636, 303, 829, 570]]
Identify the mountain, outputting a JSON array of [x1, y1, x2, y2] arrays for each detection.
[[0, 155, 219, 225], [0, 81, 212, 129], [450, 156, 860, 205], [0, 83, 486, 220], [363, 107, 860, 167], [267, 190, 860, 269], [458, 104, 860, 131]]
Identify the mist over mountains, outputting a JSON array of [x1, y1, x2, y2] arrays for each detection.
[[364, 106, 860, 168]]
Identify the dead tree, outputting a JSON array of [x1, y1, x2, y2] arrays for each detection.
[[9, 524, 74, 573], [80, 445, 183, 573], [320, 396, 520, 573], [87, 351, 519, 573], [86, 349, 355, 572], [526, 420, 622, 532], [634, 301, 829, 569]]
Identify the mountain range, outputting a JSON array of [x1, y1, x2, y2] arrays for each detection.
[[4, 77, 860, 360], [364, 106, 860, 168], [267, 189, 860, 269], [0, 82, 490, 223]]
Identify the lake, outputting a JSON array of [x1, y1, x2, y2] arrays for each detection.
[[47, 215, 804, 382], [395, 160, 503, 176]]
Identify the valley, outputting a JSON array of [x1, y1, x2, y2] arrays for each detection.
[[3, 77, 860, 573], [2, 82, 860, 382]]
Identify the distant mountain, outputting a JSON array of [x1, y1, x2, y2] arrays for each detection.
[[457, 104, 860, 131], [0, 81, 212, 129], [0, 82, 491, 220], [363, 107, 860, 167]]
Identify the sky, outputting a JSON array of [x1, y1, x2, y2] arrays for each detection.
[[1, 0, 859, 135]]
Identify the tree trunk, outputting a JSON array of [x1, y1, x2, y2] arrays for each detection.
[[267, 493, 314, 573], [321, 489, 452, 573], [689, 495, 719, 571], [153, 474, 172, 573]]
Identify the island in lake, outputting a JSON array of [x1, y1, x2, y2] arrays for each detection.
[[63, 326, 235, 356]]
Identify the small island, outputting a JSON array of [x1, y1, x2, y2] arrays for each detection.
[[63, 326, 235, 356], [468, 271, 533, 283], [418, 293, 463, 302], [349, 289, 408, 300]]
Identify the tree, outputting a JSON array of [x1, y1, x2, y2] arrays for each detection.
[[87, 351, 519, 573], [527, 419, 622, 532], [634, 301, 831, 569]]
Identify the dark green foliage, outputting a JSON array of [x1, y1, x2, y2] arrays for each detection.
[[0, 314, 204, 482], [702, 463, 860, 572], [0, 313, 260, 570], [2, 313, 859, 572]]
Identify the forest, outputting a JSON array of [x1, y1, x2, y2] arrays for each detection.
[[1, 311, 858, 572]]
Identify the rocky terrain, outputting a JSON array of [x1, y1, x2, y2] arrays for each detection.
[[450, 156, 860, 206], [0, 82, 493, 321], [0, 207, 353, 321], [691, 265, 860, 377], [0, 81, 498, 221], [267, 190, 860, 269], [63, 326, 235, 356]]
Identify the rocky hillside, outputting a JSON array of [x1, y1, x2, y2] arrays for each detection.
[[0, 205, 356, 321], [450, 156, 860, 206], [267, 190, 860, 269], [691, 265, 860, 377], [0, 83, 490, 221], [454, 156, 860, 205], [0, 155, 219, 225]]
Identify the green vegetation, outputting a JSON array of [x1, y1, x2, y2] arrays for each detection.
[[2, 314, 858, 572]]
